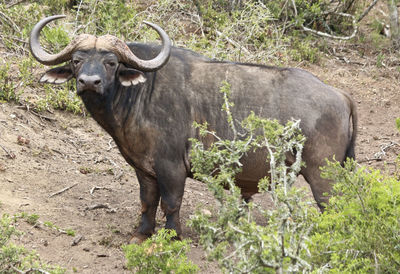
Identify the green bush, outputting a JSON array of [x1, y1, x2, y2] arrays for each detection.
[[309, 159, 400, 273], [122, 229, 198, 274]]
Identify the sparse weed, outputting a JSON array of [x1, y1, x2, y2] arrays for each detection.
[[376, 52, 386, 68], [25, 214, 40, 226], [0, 62, 19, 103], [35, 84, 83, 114], [290, 37, 320, 63], [66, 229, 76, 236], [0, 214, 66, 273]]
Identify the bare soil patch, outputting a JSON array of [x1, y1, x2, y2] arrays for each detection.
[[1, 48, 400, 273]]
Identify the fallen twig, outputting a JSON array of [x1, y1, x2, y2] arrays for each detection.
[[0, 143, 16, 159], [0, 11, 20, 33], [29, 110, 57, 122], [302, 13, 358, 40], [71, 235, 83, 246], [115, 171, 124, 180], [12, 266, 50, 274], [358, 0, 380, 22], [107, 138, 117, 151], [373, 141, 399, 160], [6, 0, 28, 8], [85, 203, 110, 210], [48, 183, 78, 198], [90, 186, 111, 195], [85, 203, 117, 213], [358, 141, 400, 163], [17, 105, 57, 122], [215, 30, 250, 54], [290, 0, 358, 40]]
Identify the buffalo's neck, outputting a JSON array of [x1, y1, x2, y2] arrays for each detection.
[[80, 80, 150, 140], [80, 91, 115, 135]]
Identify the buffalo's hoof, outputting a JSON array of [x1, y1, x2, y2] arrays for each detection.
[[129, 233, 149, 245]]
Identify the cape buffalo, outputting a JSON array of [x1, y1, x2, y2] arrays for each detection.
[[30, 15, 357, 242]]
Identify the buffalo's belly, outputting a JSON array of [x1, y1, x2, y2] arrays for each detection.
[[235, 149, 271, 193]]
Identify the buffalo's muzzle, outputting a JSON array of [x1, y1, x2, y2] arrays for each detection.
[[77, 74, 102, 94]]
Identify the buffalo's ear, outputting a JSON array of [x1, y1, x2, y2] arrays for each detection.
[[118, 65, 147, 87], [40, 64, 73, 84]]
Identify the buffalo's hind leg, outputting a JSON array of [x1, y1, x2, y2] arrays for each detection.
[[130, 169, 160, 244], [301, 166, 332, 211]]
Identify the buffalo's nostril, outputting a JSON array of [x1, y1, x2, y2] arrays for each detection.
[[78, 74, 101, 89]]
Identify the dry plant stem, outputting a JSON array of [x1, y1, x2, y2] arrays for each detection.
[[6, 0, 28, 8], [17, 105, 57, 122], [302, 13, 358, 40], [0, 11, 20, 33], [29, 110, 56, 122], [215, 30, 250, 55], [86, 203, 110, 210], [71, 235, 83, 246], [90, 186, 111, 195], [48, 183, 78, 198], [290, 0, 358, 40], [0, 143, 15, 159], [298, 0, 381, 39], [358, 141, 400, 162], [358, 0, 380, 22]]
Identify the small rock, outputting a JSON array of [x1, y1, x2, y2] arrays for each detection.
[[17, 135, 30, 146], [201, 209, 212, 217], [71, 235, 83, 246]]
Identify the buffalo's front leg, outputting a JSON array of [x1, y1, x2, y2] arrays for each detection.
[[131, 169, 160, 243], [156, 160, 187, 239]]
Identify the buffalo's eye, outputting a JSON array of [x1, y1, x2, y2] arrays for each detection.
[[72, 59, 81, 66], [105, 61, 117, 68]]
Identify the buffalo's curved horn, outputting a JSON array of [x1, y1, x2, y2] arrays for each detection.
[[101, 21, 171, 71], [30, 15, 96, 66], [30, 15, 171, 71]]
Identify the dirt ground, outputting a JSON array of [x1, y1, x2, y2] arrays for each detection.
[[1, 42, 400, 273]]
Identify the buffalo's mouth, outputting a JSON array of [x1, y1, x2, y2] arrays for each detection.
[[77, 89, 104, 96], [76, 82, 104, 96], [77, 89, 87, 95]]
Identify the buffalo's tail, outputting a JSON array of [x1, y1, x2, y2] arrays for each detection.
[[343, 92, 358, 164]]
